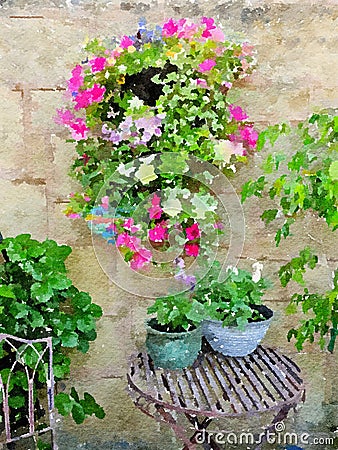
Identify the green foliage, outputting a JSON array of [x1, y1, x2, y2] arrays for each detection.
[[147, 293, 205, 332], [55, 388, 105, 424], [241, 110, 338, 351], [286, 271, 338, 352], [0, 234, 104, 424], [193, 262, 271, 329], [278, 247, 318, 287]]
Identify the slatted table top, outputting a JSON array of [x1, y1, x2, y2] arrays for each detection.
[[127, 344, 305, 418]]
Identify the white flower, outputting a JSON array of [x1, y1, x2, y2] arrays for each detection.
[[252, 261, 264, 282], [117, 163, 136, 177], [128, 96, 144, 109], [135, 163, 157, 185], [162, 198, 182, 217]]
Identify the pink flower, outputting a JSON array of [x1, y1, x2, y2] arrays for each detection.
[[185, 223, 201, 241], [185, 243, 200, 257], [69, 118, 89, 140], [120, 35, 134, 49], [240, 125, 258, 149], [123, 218, 141, 233], [241, 42, 254, 57], [68, 213, 81, 219], [198, 59, 216, 73], [162, 18, 178, 37], [148, 193, 162, 219], [68, 65, 84, 92], [229, 104, 248, 121], [74, 84, 106, 110], [201, 17, 215, 38], [89, 57, 107, 73], [130, 248, 152, 270], [209, 27, 225, 42], [116, 232, 141, 252], [55, 108, 75, 126], [148, 223, 168, 242], [196, 78, 208, 89], [101, 196, 109, 210], [213, 222, 224, 230]]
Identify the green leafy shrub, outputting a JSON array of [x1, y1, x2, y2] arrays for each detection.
[[241, 110, 338, 351], [0, 234, 105, 425]]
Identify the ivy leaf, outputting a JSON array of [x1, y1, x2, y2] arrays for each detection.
[[55, 393, 74, 416], [72, 403, 86, 424]]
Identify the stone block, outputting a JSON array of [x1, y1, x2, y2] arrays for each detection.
[[0, 179, 47, 240], [47, 201, 91, 245], [0, 87, 24, 178]]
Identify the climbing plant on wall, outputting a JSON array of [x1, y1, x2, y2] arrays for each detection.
[[241, 110, 338, 351]]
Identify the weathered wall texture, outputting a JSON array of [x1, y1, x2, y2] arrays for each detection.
[[0, 1, 337, 449]]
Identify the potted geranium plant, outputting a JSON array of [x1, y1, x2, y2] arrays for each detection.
[[146, 291, 206, 369], [0, 233, 105, 429], [192, 261, 273, 356], [56, 17, 258, 272]]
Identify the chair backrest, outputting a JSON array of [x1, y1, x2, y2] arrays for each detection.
[[0, 333, 57, 449]]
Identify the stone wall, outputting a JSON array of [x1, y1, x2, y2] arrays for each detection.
[[0, 1, 337, 448]]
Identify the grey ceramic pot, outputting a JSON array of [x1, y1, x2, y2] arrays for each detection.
[[202, 305, 273, 357], [145, 318, 202, 369]]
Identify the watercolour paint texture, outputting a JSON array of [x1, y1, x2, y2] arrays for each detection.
[[0, 1, 337, 449]]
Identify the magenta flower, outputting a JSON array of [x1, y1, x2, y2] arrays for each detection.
[[120, 35, 134, 49], [162, 18, 178, 37], [69, 118, 89, 140], [148, 193, 162, 219], [123, 218, 141, 233], [55, 108, 75, 126], [116, 232, 140, 252], [130, 248, 152, 270], [68, 213, 81, 219], [198, 59, 216, 73], [201, 16, 215, 38], [185, 223, 201, 241], [185, 243, 200, 257], [68, 65, 84, 92], [229, 104, 248, 121], [240, 125, 258, 149], [148, 223, 168, 242], [196, 78, 208, 89], [89, 57, 107, 73], [74, 84, 106, 110]]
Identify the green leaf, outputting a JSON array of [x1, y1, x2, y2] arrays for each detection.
[[8, 395, 26, 409], [55, 393, 74, 416], [72, 403, 86, 424], [261, 209, 278, 225], [61, 331, 79, 348], [0, 285, 16, 299], [329, 160, 338, 180]]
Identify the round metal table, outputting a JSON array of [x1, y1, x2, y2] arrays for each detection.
[[127, 341, 305, 449]]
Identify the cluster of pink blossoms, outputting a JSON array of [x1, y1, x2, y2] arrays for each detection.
[[147, 194, 202, 258]]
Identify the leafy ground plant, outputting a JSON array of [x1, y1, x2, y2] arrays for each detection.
[[0, 234, 105, 428], [241, 110, 338, 351]]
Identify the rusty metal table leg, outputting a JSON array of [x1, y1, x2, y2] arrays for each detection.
[[182, 415, 222, 450], [155, 405, 197, 450]]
